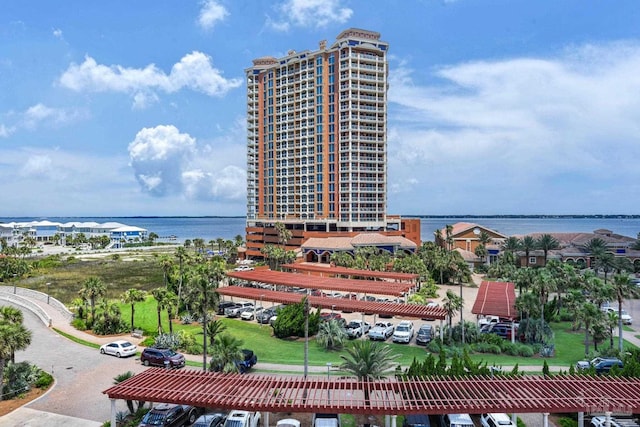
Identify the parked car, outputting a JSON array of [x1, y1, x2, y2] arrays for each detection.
[[345, 319, 371, 338], [576, 357, 624, 375], [211, 349, 257, 373], [138, 403, 199, 427], [312, 413, 341, 427], [403, 414, 431, 427], [234, 265, 254, 271], [480, 413, 516, 427], [415, 324, 433, 345], [368, 321, 395, 341], [217, 301, 237, 315], [439, 414, 474, 427], [590, 415, 639, 427], [140, 347, 186, 368], [601, 306, 633, 325], [276, 419, 302, 427], [193, 412, 227, 427], [240, 306, 264, 321], [480, 322, 516, 340], [257, 308, 277, 324], [222, 410, 261, 427], [392, 320, 414, 343], [225, 302, 254, 318], [100, 340, 137, 358]]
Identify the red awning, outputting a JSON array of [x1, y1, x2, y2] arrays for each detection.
[[281, 264, 419, 282], [471, 281, 517, 319]]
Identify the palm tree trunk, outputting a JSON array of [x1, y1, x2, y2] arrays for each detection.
[[618, 298, 624, 352], [202, 294, 208, 371], [157, 307, 163, 333]]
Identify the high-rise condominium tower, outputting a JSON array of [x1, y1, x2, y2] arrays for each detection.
[[244, 29, 419, 257]]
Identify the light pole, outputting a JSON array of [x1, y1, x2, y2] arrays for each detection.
[[260, 294, 264, 328], [46, 282, 51, 304], [460, 280, 465, 345]]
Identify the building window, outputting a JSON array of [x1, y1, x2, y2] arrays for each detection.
[[529, 257, 537, 265]]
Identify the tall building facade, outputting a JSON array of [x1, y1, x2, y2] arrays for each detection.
[[245, 29, 419, 258]]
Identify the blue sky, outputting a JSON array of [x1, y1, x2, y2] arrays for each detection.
[[2, 0, 640, 217]]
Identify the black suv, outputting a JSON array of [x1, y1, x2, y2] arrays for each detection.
[[138, 403, 199, 427], [140, 347, 186, 368], [415, 325, 433, 346]]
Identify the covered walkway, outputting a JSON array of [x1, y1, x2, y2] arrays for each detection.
[[104, 369, 640, 426]]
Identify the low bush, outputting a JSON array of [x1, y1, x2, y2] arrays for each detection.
[[71, 317, 87, 330], [35, 370, 54, 388], [473, 342, 502, 354]]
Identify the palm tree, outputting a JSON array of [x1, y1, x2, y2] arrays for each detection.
[[339, 340, 399, 407], [520, 236, 537, 267], [121, 289, 146, 332], [159, 255, 173, 288], [316, 319, 348, 350], [612, 274, 639, 352], [445, 224, 454, 251], [151, 287, 169, 333], [78, 277, 106, 324], [208, 334, 244, 373], [164, 291, 178, 335], [206, 319, 227, 346], [502, 236, 521, 255], [174, 246, 189, 312], [583, 237, 607, 270], [536, 234, 559, 265], [189, 259, 225, 370], [576, 302, 600, 357], [0, 313, 32, 401], [442, 289, 463, 339]]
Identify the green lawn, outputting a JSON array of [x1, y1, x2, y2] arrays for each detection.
[[119, 298, 639, 370]]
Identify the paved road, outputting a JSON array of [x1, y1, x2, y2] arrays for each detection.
[[4, 301, 146, 424]]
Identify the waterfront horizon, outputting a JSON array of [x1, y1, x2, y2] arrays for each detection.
[[2, 215, 639, 245]]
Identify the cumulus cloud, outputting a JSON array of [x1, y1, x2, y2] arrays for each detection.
[[59, 52, 242, 108], [52, 28, 63, 38], [0, 124, 13, 138], [198, 0, 229, 30], [128, 124, 246, 202], [387, 41, 640, 214], [269, 0, 353, 31], [20, 154, 54, 178]]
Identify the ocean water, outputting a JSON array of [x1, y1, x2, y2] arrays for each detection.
[[1, 216, 639, 243]]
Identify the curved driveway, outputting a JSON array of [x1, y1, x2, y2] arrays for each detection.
[[5, 302, 146, 424]]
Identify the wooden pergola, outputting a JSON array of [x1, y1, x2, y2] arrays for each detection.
[[104, 369, 640, 426]]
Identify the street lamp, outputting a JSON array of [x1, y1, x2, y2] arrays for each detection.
[[46, 282, 51, 304]]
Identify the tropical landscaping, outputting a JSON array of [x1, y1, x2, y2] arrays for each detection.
[[2, 227, 640, 416]]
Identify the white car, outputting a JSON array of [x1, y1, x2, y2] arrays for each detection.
[[276, 419, 301, 427], [99, 340, 137, 358], [240, 306, 263, 320], [481, 413, 516, 427], [392, 320, 414, 343], [368, 321, 394, 341], [601, 306, 633, 325]]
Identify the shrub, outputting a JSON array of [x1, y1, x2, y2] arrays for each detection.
[[35, 370, 54, 389], [473, 342, 502, 354], [518, 345, 534, 357], [272, 300, 319, 339], [154, 333, 182, 350], [71, 318, 87, 330]]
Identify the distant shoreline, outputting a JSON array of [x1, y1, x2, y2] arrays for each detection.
[[2, 214, 640, 220]]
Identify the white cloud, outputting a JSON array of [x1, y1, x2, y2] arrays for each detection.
[[387, 42, 640, 214], [0, 124, 13, 138], [198, 0, 229, 30], [128, 124, 246, 203], [59, 52, 242, 107], [20, 154, 54, 178], [0, 104, 83, 136], [52, 28, 63, 38], [269, 0, 353, 31]]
